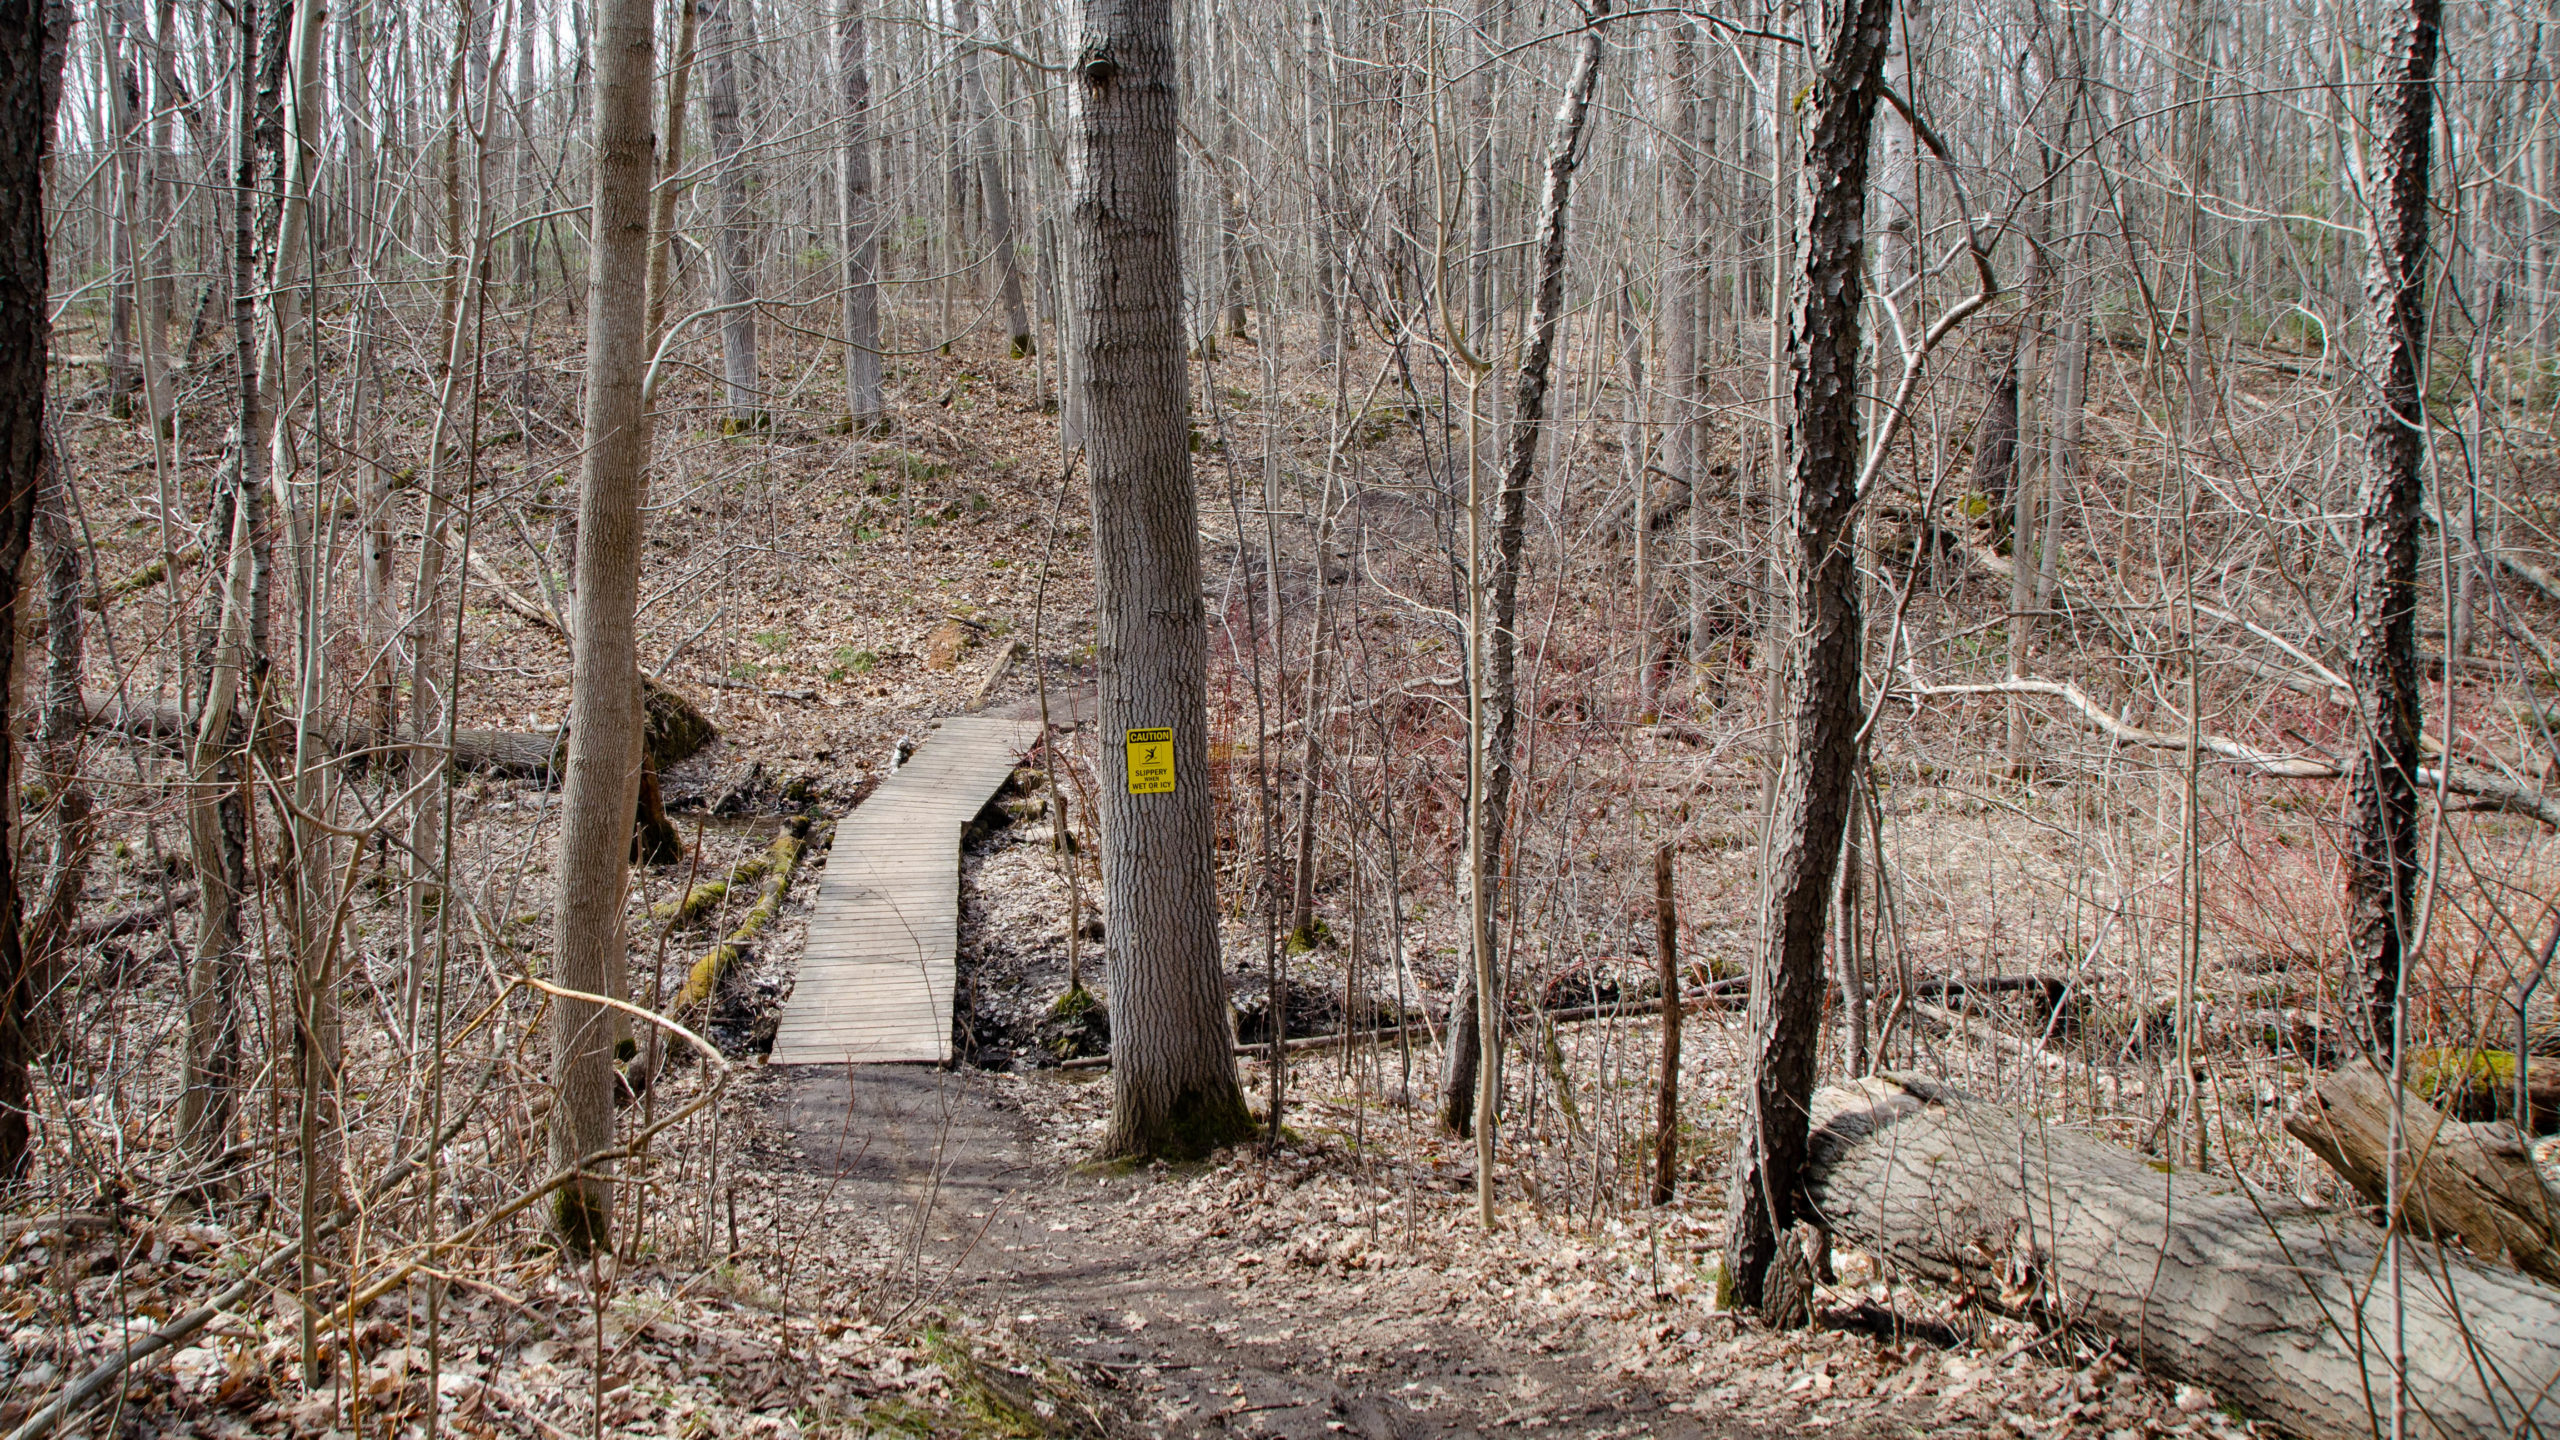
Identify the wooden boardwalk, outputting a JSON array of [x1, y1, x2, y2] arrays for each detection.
[[769, 715, 1044, 1065]]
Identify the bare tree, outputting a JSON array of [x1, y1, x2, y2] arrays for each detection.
[[700, 0, 761, 426], [551, 0, 657, 1251], [960, 0, 1032, 357], [1722, 0, 1895, 1324], [178, 0, 287, 1189], [838, 0, 883, 428], [1437, 10, 1607, 1204], [1074, 0, 1254, 1161]]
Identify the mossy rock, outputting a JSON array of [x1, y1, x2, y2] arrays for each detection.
[[642, 678, 718, 767], [1038, 985, 1110, 1062]]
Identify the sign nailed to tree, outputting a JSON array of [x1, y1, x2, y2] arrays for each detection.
[[1125, 728, 1176, 794]]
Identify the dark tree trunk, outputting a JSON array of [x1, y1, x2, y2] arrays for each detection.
[[2344, 0, 2440, 1063], [1074, 0, 1254, 1161], [1651, 844, 1681, 1206], [22, 422, 90, 1014], [0, 0, 64, 1186], [1970, 348, 2019, 537], [1721, 0, 1894, 1322]]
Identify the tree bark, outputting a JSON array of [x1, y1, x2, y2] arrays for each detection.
[[699, 0, 761, 426], [1722, 0, 1893, 1321], [178, 0, 286, 1192], [22, 421, 88, 1017], [1436, 8, 1606, 1159], [836, 0, 883, 429], [1805, 1073, 2560, 1440], [2286, 1061, 2560, 1284], [642, 0, 698, 349], [551, 0, 656, 1252], [960, 0, 1032, 357], [1074, 0, 1254, 1162], [2345, 0, 2440, 1062], [0, 0, 61, 1185]]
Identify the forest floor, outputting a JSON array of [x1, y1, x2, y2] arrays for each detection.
[[733, 1051, 2261, 1439], [667, 794, 2273, 1439], [36, 307, 2521, 1435]]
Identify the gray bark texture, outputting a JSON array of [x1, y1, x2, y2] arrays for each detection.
[[836, 0, 883, 428], [1435, 6, 1606, 1140], [1805, 1074, 2560, 1440], [2344, 0, 2439, 1061], [551, 0, 656, 1253], [700, 0, 761, 424], [2286, 1061, 2560, 1284], [1722, 0, 1893, 1320], [960, 0, 1032, 356], [1072, 0, 1253, 1161], [642, 0, 697, 347]]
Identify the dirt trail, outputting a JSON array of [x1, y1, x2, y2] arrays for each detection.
[[772, 1064, 1796, 1438]]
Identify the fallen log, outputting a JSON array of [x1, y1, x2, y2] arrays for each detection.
[[70, 888, 197, 942], [1897, 673, 2560, 827], [1055, 982, 1751, 1071], [2405, 1047, 2560, 1133], [969, 637, 1027, 710], [82, 679, 716, 779], [1803, 1072, 2560, 1440], [2285, 1061, 2560, 1283], [84, 691, 564, 776], [620, 818, 818, 1103]]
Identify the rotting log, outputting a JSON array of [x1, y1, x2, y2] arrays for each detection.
[[1802, 1072, 2560, 1440], [648, 848, 780, 926], [83, 680, 716, 778], [2406, 1047, 2560, 1132], [2285, 1060, 2560, 1283]]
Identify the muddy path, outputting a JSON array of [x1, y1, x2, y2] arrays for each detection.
[[766, 1064, 1853, 1439]]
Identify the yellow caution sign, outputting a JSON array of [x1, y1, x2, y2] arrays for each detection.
[[1125, 727, 1176, 795]]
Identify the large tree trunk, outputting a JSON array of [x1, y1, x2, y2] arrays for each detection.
[[1722, 0, 1893, 1321], [836, 0, 883, 429], [551, 0, 656, 1253], [2344, 0, 2440, 1061], [1805, 1073, 2560, 1440], [1436, 7, 1606, 1166], [0, 0, 62, 1187], [699, 0, 761, 427], [1073, 0, 1254, 1162]]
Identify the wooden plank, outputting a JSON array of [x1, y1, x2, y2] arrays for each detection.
[[769, 717, 1041, 1069]]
